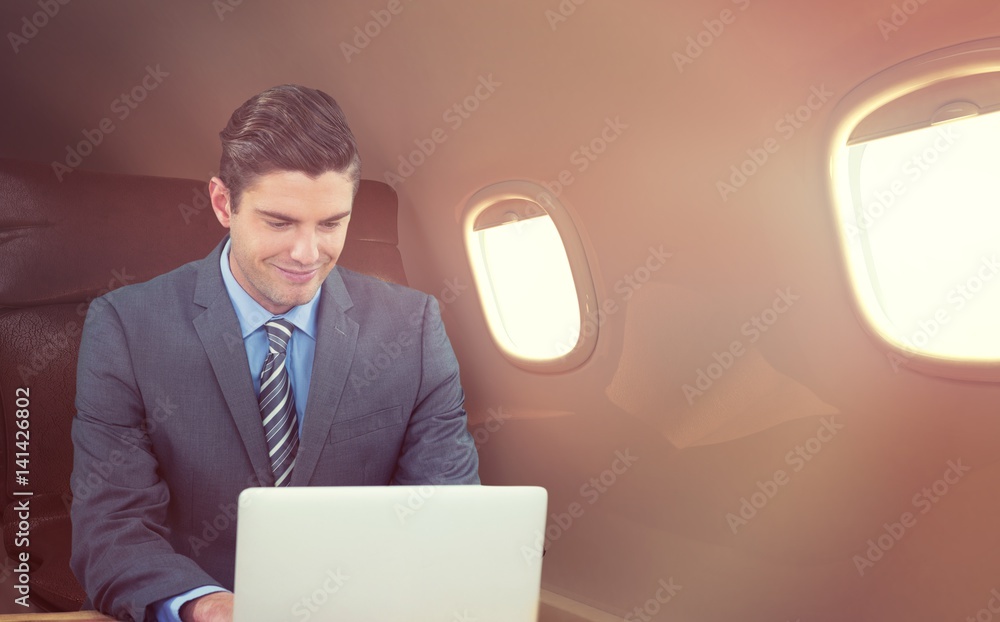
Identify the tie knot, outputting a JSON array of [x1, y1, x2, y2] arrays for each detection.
[[264, 318, 294, 355]]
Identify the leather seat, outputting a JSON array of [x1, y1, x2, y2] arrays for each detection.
[[0, 157, 406, 611]]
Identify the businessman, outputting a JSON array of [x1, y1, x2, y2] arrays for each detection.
[[69, 84, 480, 622]]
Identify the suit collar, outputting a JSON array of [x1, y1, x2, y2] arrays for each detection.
[[193, 237, 228, 309], [321, 263, 354, 314], [292, 267, 359, 485], [192, 239, 276, 485]]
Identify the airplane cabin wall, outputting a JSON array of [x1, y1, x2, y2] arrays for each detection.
[[3, 1, 1000, 620]]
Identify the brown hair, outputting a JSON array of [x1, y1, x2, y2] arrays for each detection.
[[219, 84, 361, 210]]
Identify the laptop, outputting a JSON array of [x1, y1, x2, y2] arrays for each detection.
[[232, 485, 548, 622]]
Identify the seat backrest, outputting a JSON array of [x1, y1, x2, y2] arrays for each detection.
[[0, 157, 406, 610]]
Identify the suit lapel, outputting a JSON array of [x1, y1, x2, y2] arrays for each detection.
[[291, 266, 358, 485], [192, 239, 276, 486]]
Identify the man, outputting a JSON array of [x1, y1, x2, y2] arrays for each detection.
[[69, 84, 480, 622]]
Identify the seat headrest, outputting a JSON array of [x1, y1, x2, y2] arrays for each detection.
[[0, 158, 405, 307]]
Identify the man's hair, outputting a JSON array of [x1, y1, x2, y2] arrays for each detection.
[[218, 84, 361, 210]]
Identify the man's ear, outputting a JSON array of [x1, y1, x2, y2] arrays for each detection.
[[209, 177, 233, 228]]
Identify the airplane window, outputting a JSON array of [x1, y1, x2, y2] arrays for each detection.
[[476, 204, 580, 357], [463, 181, 597, 372], [844, 111, 1000, 362], [826, 40, 1000, 379]]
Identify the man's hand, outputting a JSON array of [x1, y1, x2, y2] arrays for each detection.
[[180, 592, 234, 622]]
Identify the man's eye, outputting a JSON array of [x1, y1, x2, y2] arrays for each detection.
[[268, 221, 291, 229], [321, 221, 342, 229]]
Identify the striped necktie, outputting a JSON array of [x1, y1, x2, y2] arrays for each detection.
[[258, 318, 299, 487]]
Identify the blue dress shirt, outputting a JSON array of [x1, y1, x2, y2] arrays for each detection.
[[154, 238, 320, 621]]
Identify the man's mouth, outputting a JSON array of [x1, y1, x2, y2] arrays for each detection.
[[274, 266, 319, 284]]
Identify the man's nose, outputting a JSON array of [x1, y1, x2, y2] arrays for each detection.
[[289, 229, 320, 265]]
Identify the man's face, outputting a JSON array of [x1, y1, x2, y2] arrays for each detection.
[[209, 169, 353, 315]]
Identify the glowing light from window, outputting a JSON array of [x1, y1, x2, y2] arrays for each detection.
[[475, 214, 580, 360], [842, 111, 1000, 360]]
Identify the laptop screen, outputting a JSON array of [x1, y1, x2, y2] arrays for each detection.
[[233, 485, 547, 622]]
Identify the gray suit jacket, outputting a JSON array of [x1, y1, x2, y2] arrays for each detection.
[[69, 239, 480, 621]]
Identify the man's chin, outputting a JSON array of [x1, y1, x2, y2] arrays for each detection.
[[262, 267, 332, 310], [273, 286, 320, 309]]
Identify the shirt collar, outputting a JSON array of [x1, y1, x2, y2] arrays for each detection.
[[219, 238, 320, 340]]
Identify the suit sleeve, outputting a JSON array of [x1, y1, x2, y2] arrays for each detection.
[[391, 295, 480, 485], [70, 298, 222, 621]]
